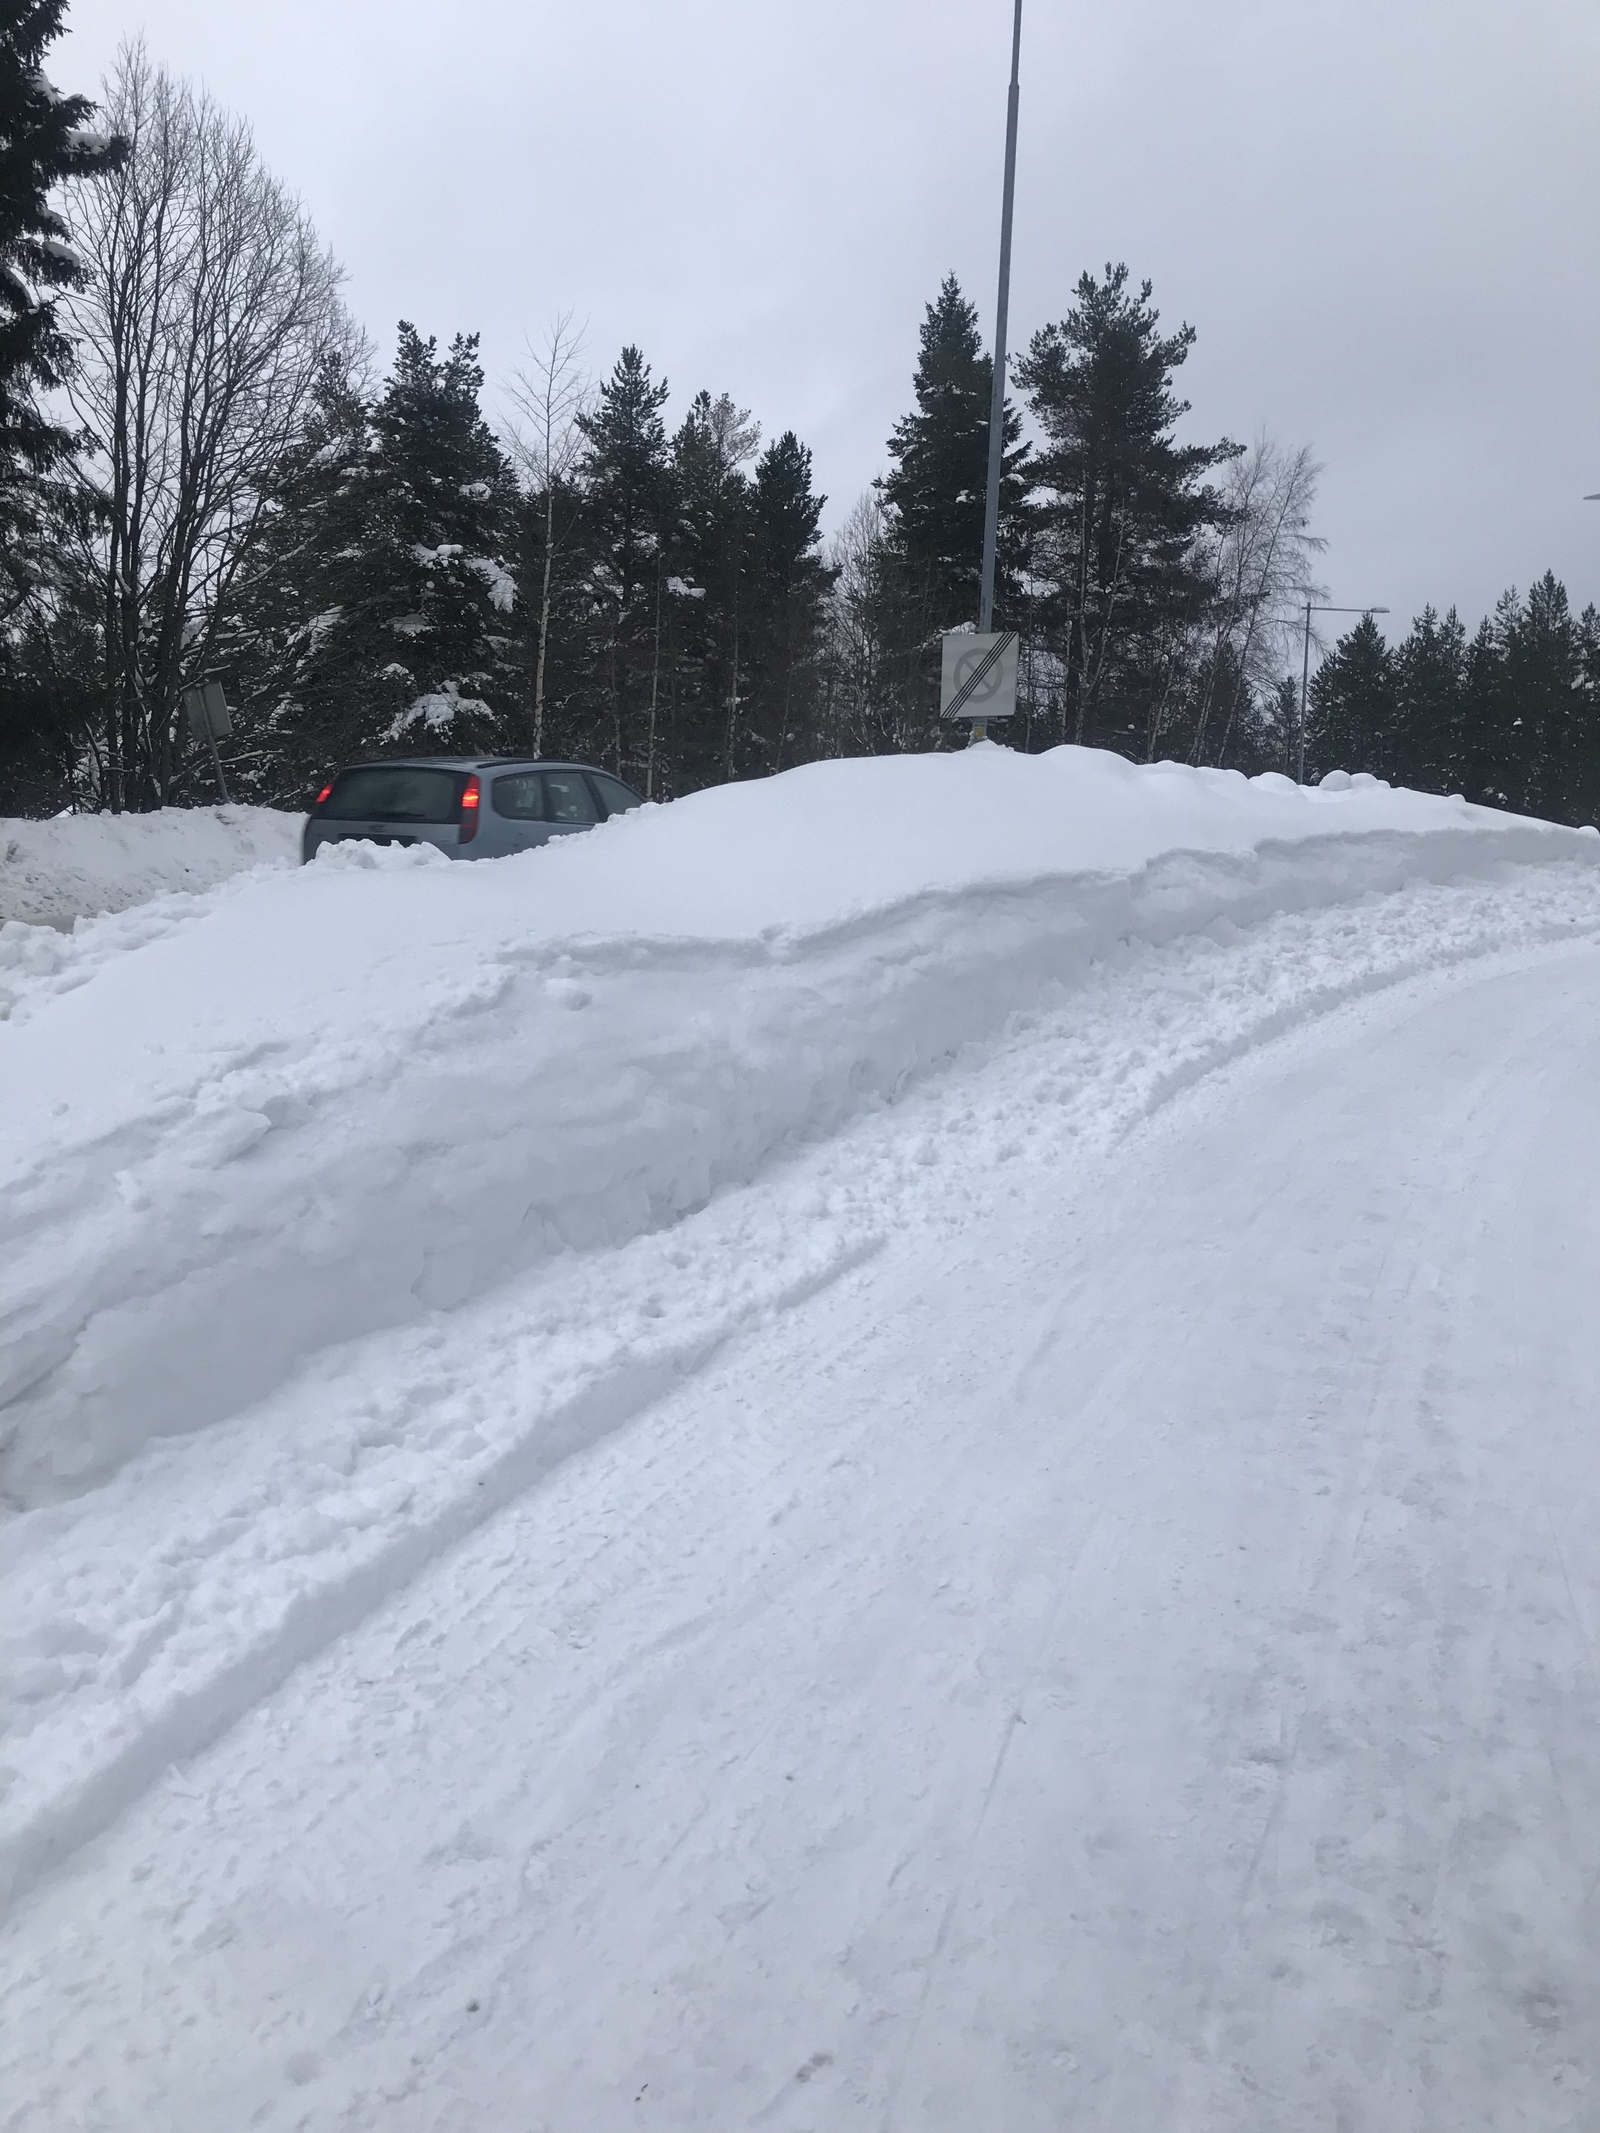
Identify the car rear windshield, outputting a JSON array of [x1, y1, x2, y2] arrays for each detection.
[[321, 766, 463, 823]]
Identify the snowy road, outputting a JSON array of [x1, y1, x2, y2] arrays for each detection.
[[6, 932, 1600, 2131]]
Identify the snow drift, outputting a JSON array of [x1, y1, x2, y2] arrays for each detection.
[[1, 745, 1595, 1508], [0, 803, 300, 929]]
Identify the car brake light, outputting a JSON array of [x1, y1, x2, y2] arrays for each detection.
[[460, 774, 481, 842], [315, 780, 334, 806]]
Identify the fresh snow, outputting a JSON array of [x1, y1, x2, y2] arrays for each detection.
[[4, 744, 1600, 2128], [0, 803, 300, 930]]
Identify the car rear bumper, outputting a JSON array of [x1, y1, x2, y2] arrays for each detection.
[[301, 821, 465, 864]]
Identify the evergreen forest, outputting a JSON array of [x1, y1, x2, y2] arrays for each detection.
[[2, 5, 1596, 825]]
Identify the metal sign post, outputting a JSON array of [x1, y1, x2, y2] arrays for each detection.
[[978, 0, 1023, 638], [180, 677, 234, 804], [940, 630, 1019, 742]]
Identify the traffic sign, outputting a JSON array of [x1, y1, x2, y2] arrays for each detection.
[[181, 678, 232, 743], [940, 631, 1018, 725]]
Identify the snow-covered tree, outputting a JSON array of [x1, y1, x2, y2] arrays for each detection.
[[228, 324, 519, 794], [367, 324, 520, 751], [0, 0, 123, 618], [0, 0, 124, 812]]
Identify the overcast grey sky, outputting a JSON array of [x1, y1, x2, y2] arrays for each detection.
[[57, 0, 1600, 645]]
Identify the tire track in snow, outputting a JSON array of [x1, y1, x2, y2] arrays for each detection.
[[4, 823, 1593, 1505], [4, 864, 1600, 1911]]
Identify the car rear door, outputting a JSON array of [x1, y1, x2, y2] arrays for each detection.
[[303, 766, 471, 861]]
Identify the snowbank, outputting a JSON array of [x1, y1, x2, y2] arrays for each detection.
[[4, 744, 1600, 1908], [0, 803, 300, 929], [1, 747, 1595, 1514]]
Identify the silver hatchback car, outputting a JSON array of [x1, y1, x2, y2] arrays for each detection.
[[301, 756, 644, 865]]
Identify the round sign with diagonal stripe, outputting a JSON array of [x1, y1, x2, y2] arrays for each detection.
[[940, 631, 1019, 721]]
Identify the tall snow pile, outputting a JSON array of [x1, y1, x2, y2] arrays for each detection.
[[0, 804, 301, 928]]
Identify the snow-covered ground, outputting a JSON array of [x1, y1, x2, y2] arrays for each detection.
[[4, 747, 1600, 2129], [0, 802, 299, 929]]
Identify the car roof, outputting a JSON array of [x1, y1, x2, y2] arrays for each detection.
[[336, 756, 618, 775]]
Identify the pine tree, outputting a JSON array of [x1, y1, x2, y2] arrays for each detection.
[[879, 274, 1028, 631], [1015, 265, 1238, 755]]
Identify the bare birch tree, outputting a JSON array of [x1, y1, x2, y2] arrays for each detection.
[[505, 311, 590, 756], [63, 42, 349, 807], [1186, 437, 1325, 766], [818, 492, 898, 756]]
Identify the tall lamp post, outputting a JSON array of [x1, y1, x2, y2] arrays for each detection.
[[977, 0, 1023, 635], [1297, 601, 1389, 785]]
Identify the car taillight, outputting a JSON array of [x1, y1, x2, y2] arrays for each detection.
[[315, 780, 334, 807], [459, 774, 481, 842]]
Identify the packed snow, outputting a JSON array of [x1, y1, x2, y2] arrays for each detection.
[[0, 802, 299, 930], [4, 744, 1600, 2128]]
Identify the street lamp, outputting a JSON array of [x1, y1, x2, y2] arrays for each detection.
[[1297, 601, 1390, 785], [977, 0, 1023, 635]]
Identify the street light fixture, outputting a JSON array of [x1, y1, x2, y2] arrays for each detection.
[[1297, 602, 1390, 785]]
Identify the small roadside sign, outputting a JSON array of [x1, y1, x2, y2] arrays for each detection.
[[181, 678, 232, 743], [940, 630, 1018, 734], [180, 677, 233, 803]]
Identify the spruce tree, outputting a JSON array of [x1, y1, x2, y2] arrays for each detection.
[[662, 387, 750, 789], [1307, 614, 1394, 779], [366, 324, 519, 750], [1457, 612, 1513, 809], [0, 0, 123, 797], [226, 326, 519, 791], [1578, 604, 1600, 826], [1391, 605, 1466, 793], [222, 355, 379, 795], [0, 2, 123, 574], [1503, 572, 1586, 822], [746, 430, 832, 772], [879, 273, 1028, 631], [575, 346, 671, 778]]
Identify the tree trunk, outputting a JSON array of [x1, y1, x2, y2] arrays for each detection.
[[535, 483, 555, 756]]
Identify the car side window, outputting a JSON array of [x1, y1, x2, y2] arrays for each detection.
[[541, 771, 598, 826], [589, 772, 643, 818], [492, 773, 545, 821]]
